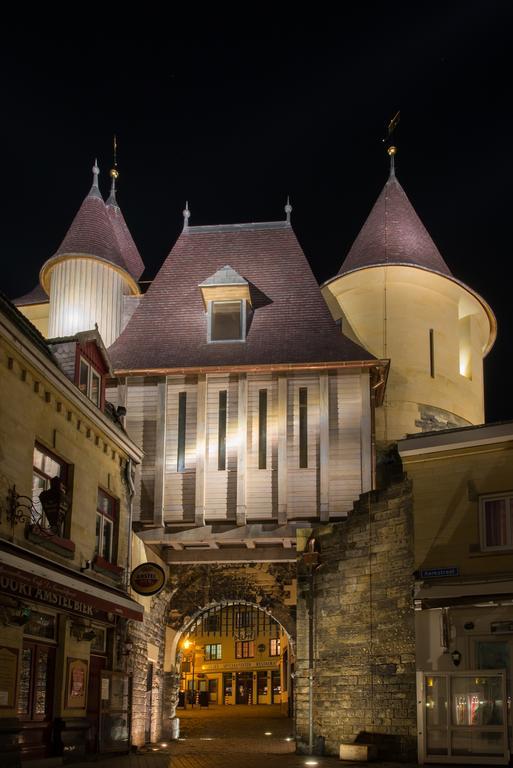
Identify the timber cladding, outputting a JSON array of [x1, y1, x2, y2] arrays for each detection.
[[295, 477, 417, 761]]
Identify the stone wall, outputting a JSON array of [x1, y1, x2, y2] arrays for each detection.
[[128, 587, 172, 746], [295, 478, 417, 762]]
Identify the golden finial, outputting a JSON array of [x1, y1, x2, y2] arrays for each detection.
[[387, 145, 397, 156]]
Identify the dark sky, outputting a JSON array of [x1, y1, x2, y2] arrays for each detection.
[[4, 3, 513, 422]]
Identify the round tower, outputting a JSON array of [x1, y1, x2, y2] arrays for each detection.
[[40, 162, 141, 347], [322, 153, 496, 441]]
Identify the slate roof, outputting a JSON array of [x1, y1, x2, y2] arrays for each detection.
[[52, 187, 126, 269], [109, 221, 375, 372], [107, 196, 145, 280], [337, 172, 452, 278], [13, 283, 49, 306]]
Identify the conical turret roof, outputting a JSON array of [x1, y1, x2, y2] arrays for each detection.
[[52, 164, 128, 271], [337, 171, 452, 278], [106, 176, 145, 279]]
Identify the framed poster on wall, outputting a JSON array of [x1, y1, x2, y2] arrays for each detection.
[[66, 658, 88, 709]]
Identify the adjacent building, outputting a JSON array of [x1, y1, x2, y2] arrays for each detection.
[[399, 421, 513, 764], [0, 292, 144, 766]]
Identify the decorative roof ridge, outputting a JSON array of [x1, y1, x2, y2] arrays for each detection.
[[185, 221, 291, 235]]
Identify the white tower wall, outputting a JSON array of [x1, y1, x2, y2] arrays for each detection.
[[46, 257, 128, 346]]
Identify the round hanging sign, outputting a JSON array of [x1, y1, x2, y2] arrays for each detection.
[[130, 563, 166, 596]]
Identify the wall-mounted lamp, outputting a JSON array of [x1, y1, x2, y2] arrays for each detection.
[[2, 480, 69, 536], [451, 649, 462, 667]]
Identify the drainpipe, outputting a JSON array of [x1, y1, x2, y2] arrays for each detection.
[[124, 458, 135, 590], [308, 566, 315, 755]]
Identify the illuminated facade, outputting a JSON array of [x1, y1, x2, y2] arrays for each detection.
[[9, 155, 509, 764], [178, 603, 291, 709]]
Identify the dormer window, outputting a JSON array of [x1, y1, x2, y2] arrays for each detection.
[[78, 357, 101, 406], [209, 300, 245, 342], [199, 265, 251, 344]]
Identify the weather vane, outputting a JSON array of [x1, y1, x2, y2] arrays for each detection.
[[383, 111, 400, 173], [110, 135, 119, 180]]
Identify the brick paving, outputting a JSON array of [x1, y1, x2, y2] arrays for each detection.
[[67, 705, 424, 768]]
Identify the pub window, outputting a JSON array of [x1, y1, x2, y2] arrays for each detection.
[[218, 390, 227, 471], [78, 357, 101, 407], [23, 611, 57, 641], [17, 642, 56, 722], [258, 389, 267, 469], [177, 391, 187, 472], [209, 300, 245, 342], [204, 644, 222, 661], [32, 444, 70, 528], [269, 638, 281, 656], [480, 493, 513, 551], [96, 488, 117, 563], [299, 387, 308, 468], [235, 641, 254, 659]]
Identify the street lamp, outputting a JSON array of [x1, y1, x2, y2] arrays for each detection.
[[182, 639, 196, 707]]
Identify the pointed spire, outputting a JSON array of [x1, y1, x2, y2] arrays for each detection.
[[88, 159, 103, 200], [183, 201, 191, 230], [285, 196, 292, 224], [107, 135, 119, 207]]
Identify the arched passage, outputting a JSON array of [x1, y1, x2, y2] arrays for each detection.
[[160, 563, 296, 732]]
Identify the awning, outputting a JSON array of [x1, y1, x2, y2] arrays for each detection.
[[0, 550, 144, 622]]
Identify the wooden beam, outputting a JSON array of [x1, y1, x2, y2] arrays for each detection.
[[277, 374, 288, 524], [360, 372, 372, 493], [154, 377, 167, 527], [165, 547, 297, 564], [319, 370, 329, 521], [236, 374, 247, 526], [195, 374, 207, 526]]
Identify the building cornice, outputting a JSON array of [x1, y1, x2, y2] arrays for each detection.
[[1, 312, 143, 463]]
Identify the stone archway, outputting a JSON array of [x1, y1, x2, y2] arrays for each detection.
[[161, 562, 297, 731]]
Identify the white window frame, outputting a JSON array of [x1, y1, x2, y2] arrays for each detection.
[[204, 643, 222, 661], [79, 356, 101, 406], [207, 299, 246, 343], [96, 488, 117, 563], [479, 491, 513, 552]]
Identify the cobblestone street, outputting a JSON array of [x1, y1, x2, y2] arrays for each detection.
[[61, 705, 425, 768]]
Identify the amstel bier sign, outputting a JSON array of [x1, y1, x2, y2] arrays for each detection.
[[130, 563, 166, 596]]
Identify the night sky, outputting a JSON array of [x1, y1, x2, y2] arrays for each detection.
[[5, 3, 513, 422]]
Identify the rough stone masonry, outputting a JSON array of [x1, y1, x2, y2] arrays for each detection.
[[295, 477, 417, 762]]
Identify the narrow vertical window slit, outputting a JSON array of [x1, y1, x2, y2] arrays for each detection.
[[299, 387, 308, 468], [218, 390, 227, 470], [258, 389, 267, 469], [177, 392, 187, 471]]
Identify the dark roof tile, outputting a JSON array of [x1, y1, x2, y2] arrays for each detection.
[[109, 222, 374, 371], [337, 173, 452, 278]]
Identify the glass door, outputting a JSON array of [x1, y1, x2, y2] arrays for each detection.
[[418, 670, 509, 764], [99, 671, 131, 752]]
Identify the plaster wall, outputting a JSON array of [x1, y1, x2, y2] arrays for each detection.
[[323, 266, 493, 441], [401, 437, 513, 576]]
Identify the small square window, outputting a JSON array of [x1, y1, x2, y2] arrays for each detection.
[[209, 301, 245, 342], [480, 493, 513, 551], [77, 357, 102, 406]]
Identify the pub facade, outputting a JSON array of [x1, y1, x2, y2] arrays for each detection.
[[0, 293, 144, 766]]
